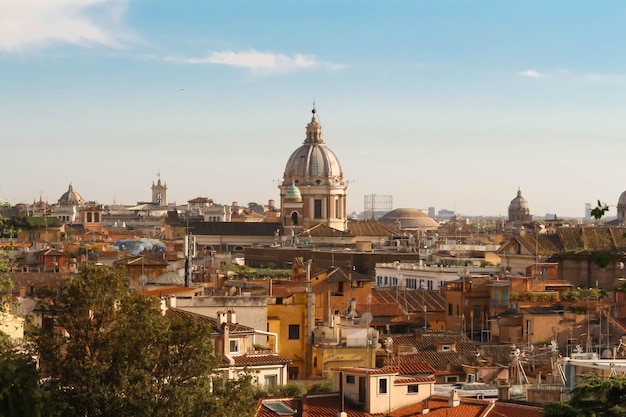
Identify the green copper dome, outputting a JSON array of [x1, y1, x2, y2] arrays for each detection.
[[285, 184, 302, 202]]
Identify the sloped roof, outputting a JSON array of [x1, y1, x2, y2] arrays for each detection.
[[164, 308, 253, 334], [255, 392, 509, 417], [371, 288, 446, 314], [347, 221, 402, 237], [185, 221, 283, 237], [326, 267, 375, 283], [299, 223, 352, 238], [114, 255, 169, 267], [500, 227, 626, 258], [222, 354, 290, 367]]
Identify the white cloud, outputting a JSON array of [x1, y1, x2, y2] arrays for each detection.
[[517, 69, 543, 78], [170, 49, 345, 74], [0, 0, 132, 52]]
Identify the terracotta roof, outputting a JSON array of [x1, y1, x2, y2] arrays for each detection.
[[8, 271, 66, 289], [113, 255, 169, 267], [179, 221, 283, 237], [356, 302, 404, 317], [502, 227, 626, 257], [371, 288, 446, 314], [347, 221, 402, 237], [379, 333, 481, 373], [139, 286, 197, 297], [221, 354, 290, 367], [326, 267, 375, 283], [394, 377, 436, 384], [255, 393, 515, 417], [387, 396, 492, 417], [488, 402, 543, 417], [298, 223, 353, 238], [335, 363, 436, 377], [164, 308, 253, 334]]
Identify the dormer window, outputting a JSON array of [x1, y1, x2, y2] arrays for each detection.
[[436, 342, 457, 352]]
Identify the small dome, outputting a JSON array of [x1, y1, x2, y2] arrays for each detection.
[[283, 108, 344, 186], [285, 184, 302, 203], [379, 208, 439, 231], [151, 271, 184, 286], [58, 183, 85, 206]]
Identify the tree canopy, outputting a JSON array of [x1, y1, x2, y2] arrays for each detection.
[[544, 374, 626, 417], [35, 264, 256, 417]]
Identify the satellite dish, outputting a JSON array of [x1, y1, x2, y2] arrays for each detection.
[[139, 275, 148, 286]]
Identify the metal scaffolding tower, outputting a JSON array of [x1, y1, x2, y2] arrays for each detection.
[[363, 194, 393, 220]]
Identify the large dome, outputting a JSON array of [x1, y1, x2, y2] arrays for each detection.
[[378, 208, 440, 231], [509, 189, 529, 210], [283, 108, 344, 186], [58, 183, 85, 206]]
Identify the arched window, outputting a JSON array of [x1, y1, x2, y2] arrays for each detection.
[[291, 211, 298, 226]]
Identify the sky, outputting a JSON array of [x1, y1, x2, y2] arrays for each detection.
[[1, 0, 626, 218]]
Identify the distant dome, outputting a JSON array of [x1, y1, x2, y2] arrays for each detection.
[[58, 183, 85, 206], [617, 191, 626, 224], [508, 188, 531, 222], [619, 190, 626, 209], [283, 108, 344, 186], [378, 208, 439, 231]]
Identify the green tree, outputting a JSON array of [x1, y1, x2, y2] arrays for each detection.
[[544, 374, 626, 417], [0, 247, 46, 417], [37, 264, 256, 417]]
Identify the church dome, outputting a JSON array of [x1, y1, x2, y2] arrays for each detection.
[[283, 107, 344, 186], [379, 208, 440, 231], [58, 183, 85, 206], [509, 189, 529, 210], [508, 188, 531, 222]]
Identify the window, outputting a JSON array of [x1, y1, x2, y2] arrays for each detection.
[[94, 212, 100, 222], [378, 378, 388, 394], [264, 375, 277, 387], [407, 385, 419, 393], [87, 212, 92, 222], [448, 303, 453, 316], [346, 375, 355, 384], [314, 199, 322, 218], [288, 324, 300, 340], [229, 339, 239, 353]]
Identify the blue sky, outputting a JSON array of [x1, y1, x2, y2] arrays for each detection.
[[1, 0, 625, 218]]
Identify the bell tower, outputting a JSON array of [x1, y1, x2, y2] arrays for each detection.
[[151, 174, 167, 206]]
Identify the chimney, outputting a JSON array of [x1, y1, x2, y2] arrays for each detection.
[[160, 298, 167, 316], [168, 295, 177, 309], [448, 389, 460, 408], [217, 310, 227, 326], [227, 308, 237, 324], [268, 199, 275, 209]]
